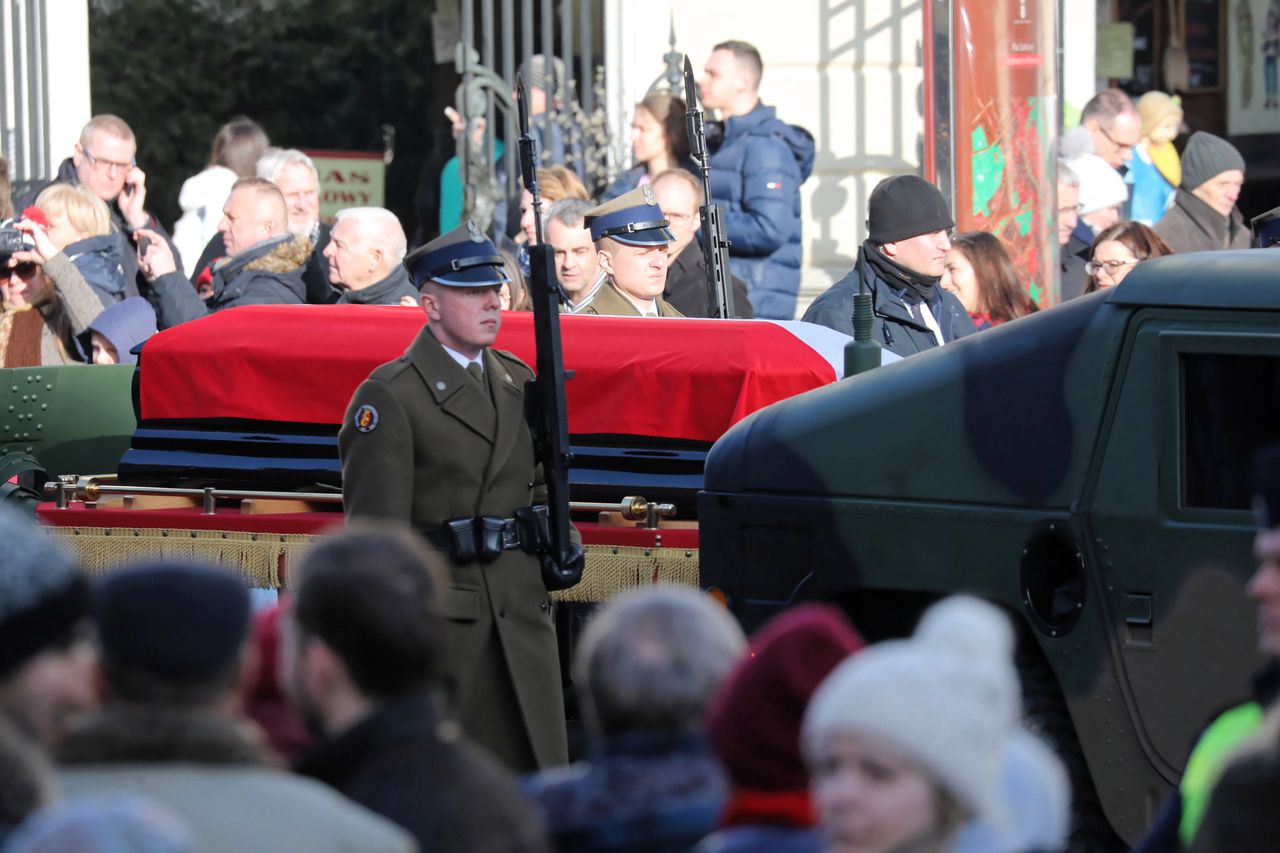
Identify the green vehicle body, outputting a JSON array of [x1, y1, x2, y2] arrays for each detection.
[[0, 364, 136, 501], [699, 250, 1279, 845]]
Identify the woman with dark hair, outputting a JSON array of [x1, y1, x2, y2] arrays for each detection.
[[940, 232, 1036, 330], [173, 117, 270, 275], [601, 93, 696, 200], [1084, 221, 1172, 293]]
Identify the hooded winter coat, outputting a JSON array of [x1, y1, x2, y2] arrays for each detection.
[[147, 234, 309, 329], [86, 296, 157, 364], [707, 103, 814, 320], [64, 234, 126, 308]]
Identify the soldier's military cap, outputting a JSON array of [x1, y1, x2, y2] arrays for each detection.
[[584, 185, 675, 246], [1252, 205, 1280, 249], [404, 220, 510, 287]]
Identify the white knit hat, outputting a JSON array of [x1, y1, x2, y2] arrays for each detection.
[[1069, 154, 1129, 215], [801, 596, 1020, 821]]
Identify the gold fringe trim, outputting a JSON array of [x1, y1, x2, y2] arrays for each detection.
[[553, 543, 700, 603], [44, 527, 699, 601], [45, 526, 318, 589]]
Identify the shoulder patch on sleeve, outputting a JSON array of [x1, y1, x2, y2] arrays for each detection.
[[353, 404, 379, 433]]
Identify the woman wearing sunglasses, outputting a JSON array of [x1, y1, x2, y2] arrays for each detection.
[[0, 213, 105, 366], [1084, 221, 1173, 294]]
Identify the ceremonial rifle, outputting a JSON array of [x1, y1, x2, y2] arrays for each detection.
[[683, 55, 735, 319], [517, 75, 584, 591]]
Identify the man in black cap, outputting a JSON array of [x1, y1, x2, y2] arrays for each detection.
[[580, 185, 684, 317], [55, 559, 413, 852], [802, 175, 975, 357], [339, 221, 571, 773], [0, 508, 96, 749]]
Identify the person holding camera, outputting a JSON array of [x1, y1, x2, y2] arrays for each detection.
[[11, 114, 178, 299], [0, 214, 105, 367]]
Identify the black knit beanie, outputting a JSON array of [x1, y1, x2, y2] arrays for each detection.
[[867, 175, 955, 244], [93, 560, 250, 682]]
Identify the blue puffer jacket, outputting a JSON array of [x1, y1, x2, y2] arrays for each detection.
[[707, 103, 814, 320], [64, 234, 126, 309]]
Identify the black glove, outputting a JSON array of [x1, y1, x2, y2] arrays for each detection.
[[540, 544, 585, 592]]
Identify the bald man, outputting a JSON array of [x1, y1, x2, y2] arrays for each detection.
[[324, 208, 418, 305], [137, 177, 310, 329]]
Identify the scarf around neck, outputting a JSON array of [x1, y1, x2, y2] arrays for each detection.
[[863, 240, 942, 305]]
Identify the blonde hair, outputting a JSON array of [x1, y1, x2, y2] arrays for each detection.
[[35, 184, 112, 237], [527, 166, 589, 205]]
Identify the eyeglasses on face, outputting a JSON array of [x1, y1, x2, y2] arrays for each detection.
[[1098, 124, 1136, 153], [81, 147, 136, 174], [1085, 258, 1139, 276]]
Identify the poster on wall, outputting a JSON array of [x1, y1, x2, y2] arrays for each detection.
[[950, 0, 1059, 304], [1228, 0, 1280, 134]]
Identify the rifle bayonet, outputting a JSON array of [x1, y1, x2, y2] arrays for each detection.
[[683, 55, 735, 319]]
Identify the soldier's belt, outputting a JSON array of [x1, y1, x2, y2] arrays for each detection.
[[422, 506, 551, 565]]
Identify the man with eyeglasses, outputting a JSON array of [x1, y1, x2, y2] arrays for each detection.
[[11, 114, 177, 301], [651, 169, 753, 319], [1079, 90, 1142, 171]]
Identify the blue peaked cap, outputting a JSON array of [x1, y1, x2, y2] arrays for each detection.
[[405, 220, 510, 287], [585, 185, 675, 246]]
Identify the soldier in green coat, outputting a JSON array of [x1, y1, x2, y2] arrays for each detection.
[[339, 221, 567, 772], [580, 186, 685, 318]]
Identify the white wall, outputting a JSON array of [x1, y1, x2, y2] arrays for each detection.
[[1061, 0, 1098, 124], [605, 0, 926, 317], [44, 1, 91, 168], [1, 0, 90, 181]]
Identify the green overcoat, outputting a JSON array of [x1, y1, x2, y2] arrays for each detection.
[[338, 324, 567, 772], [580, 281, 685, 317]]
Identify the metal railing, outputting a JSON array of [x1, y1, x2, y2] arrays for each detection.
[[451, 1, 697, 229], [0, 0, 51, 184], [46, 476, 678, 529], [455, 0, 604, 223]]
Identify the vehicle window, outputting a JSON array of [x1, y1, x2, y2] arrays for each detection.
[[1182, 353, 1280, 509]]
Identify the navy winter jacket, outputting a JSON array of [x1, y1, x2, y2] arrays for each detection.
[[707, 103, 814, 320], [64, 234, 126, 309]]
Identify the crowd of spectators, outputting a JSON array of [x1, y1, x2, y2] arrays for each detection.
[[3, 47, 1270, 371], [3, 29, 1279, 853], [0, 505, 1080, 853]]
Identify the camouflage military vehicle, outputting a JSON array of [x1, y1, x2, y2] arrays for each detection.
[[0, 364, 135, 505], [699, 250, 1278, 847]]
